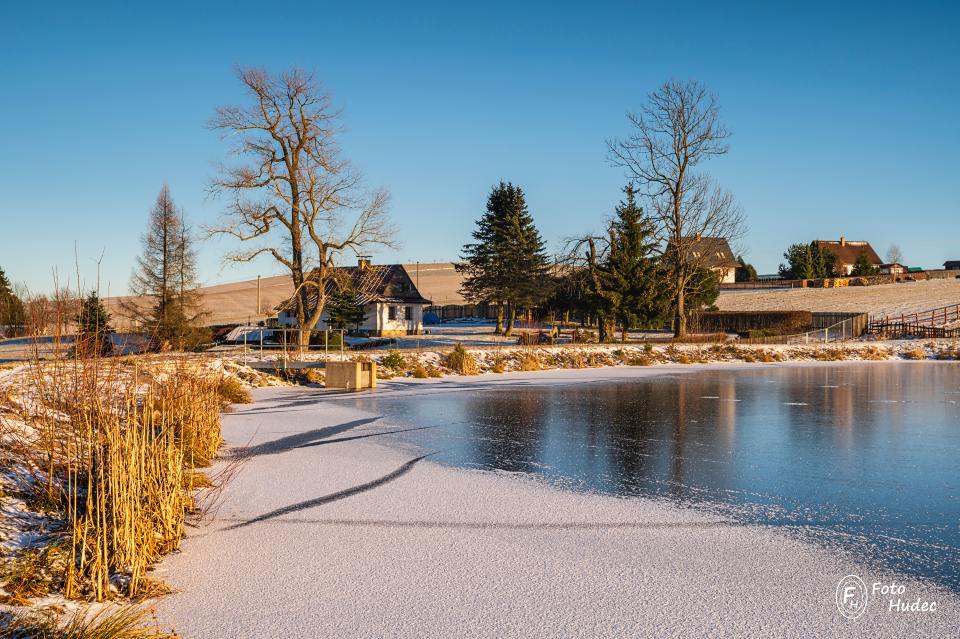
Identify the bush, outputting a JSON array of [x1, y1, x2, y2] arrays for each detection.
[[444, 344, 479, 375], [411, 364, 429, 378], [309, 330, 345, 348], [380, 350, 407, 370]]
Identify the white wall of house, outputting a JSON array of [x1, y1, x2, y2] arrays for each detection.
[[713, 267, 736, 284], [276, 302, 424, 335]]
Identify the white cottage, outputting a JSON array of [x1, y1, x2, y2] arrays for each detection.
[[275, 260, 432, 337]]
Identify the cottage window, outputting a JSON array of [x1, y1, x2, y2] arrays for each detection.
[[388, 306, 398, 320], [404, 306, 413, 320]]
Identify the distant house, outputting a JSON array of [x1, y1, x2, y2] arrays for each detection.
[[671, 235, 740, 284], [879, 262, 907, 275], [944, 261, 960, 271], [814, 237, 882, 275], [275, 259, 431, 337]]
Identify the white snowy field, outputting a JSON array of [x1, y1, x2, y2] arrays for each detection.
[[155, 365, 959, 638], [717, 277, 960, 316]]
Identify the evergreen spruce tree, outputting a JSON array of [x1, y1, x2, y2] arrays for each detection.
[[597, 187, 670, 341], [128, 185, 205, 349], [459, 182, 552, 335], [74, 291, 113, 357], [850, 249, 879, 276], [0, 267, 25, 335], [325, 290, 367, 331], [734, 256, 758, 282]]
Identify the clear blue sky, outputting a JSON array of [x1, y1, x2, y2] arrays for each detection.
[[1, 1, 957, 294]]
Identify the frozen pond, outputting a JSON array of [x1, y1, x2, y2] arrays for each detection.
[[358, 363, 960, 591]]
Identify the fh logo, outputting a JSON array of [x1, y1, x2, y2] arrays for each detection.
[[836, 575, 869, 619]]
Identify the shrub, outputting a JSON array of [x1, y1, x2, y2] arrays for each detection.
[[411, 364, 429, 378], [380, 350, 407, 370], [217, 376, 253, 405], [444, 344, 479, 375]]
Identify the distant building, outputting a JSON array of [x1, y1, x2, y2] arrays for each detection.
[[275, 259, 431, 337], [671, 236, 740, 284], [944, 261, 960, 271], [814, 237, 882, 275], [879, 262, 907, 275]]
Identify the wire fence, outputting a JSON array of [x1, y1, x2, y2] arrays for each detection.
[[738, 315, 867, 345]]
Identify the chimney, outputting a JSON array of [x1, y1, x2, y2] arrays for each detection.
[[840, 236, 846, 247], [358, 255, 371, 270]]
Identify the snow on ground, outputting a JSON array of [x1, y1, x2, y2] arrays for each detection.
[[718, 278, 960, 316], [154, 365, 958, 638]]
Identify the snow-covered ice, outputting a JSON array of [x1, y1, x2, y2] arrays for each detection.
[[154, 367, 959, 638]]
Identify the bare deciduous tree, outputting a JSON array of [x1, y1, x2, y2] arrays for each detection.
[[208, 67, 394, 346], [608, 80, 745, 337], [886, 244, 903, 265]]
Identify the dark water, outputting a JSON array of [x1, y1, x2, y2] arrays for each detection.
[[357, 363, 960, 591]]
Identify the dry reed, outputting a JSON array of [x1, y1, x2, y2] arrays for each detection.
[[5, 356, 226, 603]]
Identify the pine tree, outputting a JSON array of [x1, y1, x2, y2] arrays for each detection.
[[734, 256, 758, 282], [459, 182, 552, 335], [850, 249, 879, 276], [325, 290, 367, 330], [597, 187, 670, 341], [128, 185, 204, 349], [74, 291, 113, 357], [0, 267, 25, 335]]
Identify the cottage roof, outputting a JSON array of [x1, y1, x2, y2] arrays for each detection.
[[669, 236, 740, 269], [275, 264, 431, 314], [814, 239, 881, 266]]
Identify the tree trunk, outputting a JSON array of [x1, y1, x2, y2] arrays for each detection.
[[674, 284, 686, 338], [495, 304, 503, 334], [621, 322, 627, 343], [504, 304, 516, 336]]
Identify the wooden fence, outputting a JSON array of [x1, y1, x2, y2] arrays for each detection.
[[867, 302, 960, 338]]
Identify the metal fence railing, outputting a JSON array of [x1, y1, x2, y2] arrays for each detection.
[[739, 315, 866, 345]]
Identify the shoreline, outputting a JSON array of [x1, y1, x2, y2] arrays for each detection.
[[155, 363, 958, 638]]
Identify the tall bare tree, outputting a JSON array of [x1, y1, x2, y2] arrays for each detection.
[[209, 67, 393, 347], [608, 80, 745, 337], [886, 244, 903, 265]]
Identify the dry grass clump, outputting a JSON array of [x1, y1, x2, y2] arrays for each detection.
[[860, 346, 891, 361], [411, 364, 430, 378], [0, 604, 176, 638], [444, 344, 479, 375], [517, 352, 541, 371], [0, 544, 70, 605], [935, 343, 960, 360], [216, 376, 252, 405], [813, 347, 848, 361], [902, 346, 928, 360]]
